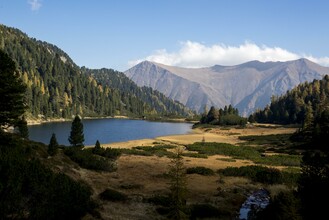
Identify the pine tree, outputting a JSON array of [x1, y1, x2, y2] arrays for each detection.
[[206, 106, 219, 124], [48, 133, 59, 156], [68, 115, 84, 147], [168, 147, 188, 220], [92, 140, 102, 154], [0, 50, 26, 127]]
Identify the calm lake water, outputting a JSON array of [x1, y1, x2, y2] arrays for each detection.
[[28, 118, 192, 146]]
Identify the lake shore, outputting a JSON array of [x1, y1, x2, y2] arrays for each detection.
[[27, 115, 130, 126], [99, 124, 297, 149]]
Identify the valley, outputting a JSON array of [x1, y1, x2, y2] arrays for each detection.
[[47, 124, 297, 219]]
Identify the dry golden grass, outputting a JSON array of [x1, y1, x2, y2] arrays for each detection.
[[63, 125, 297, 219], [100, 124, 296, 149]]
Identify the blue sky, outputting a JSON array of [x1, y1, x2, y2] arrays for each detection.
[[0, 0, 329, 71]]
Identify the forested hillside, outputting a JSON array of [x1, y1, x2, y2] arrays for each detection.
[[0, 24, 190, 119], [250, 75, 329, 124], [82, 67, 190, 117]]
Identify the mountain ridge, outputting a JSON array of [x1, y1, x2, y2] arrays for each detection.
[[0, 24, 190, 118], [124, 59, 329, 115]]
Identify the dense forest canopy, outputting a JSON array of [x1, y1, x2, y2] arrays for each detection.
[[82, 67, 190, 117], [0, 24, 191, 119], [250, 75, 329, 125]]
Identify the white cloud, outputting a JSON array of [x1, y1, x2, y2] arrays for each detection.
[[28, 0, 42, 11], [128, 41, 329, 68]]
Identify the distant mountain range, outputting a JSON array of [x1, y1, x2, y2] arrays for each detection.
[[124, 59, 329, 115]]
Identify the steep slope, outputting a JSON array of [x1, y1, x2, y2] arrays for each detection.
[[125, 60, 329, 115], [0, 24, 190, 118], [81, 67, 191, 116]]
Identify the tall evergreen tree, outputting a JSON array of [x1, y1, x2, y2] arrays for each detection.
[[0, 50, 26, 128], [68, 115, 84, 148], [48, 133, 59, 156], [206, 106, 219, 124], [92, 140, 102, 154]]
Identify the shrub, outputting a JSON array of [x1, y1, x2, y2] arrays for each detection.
[[119, 183, 144, 190], [190, 204, 221, 219], [64, 147, 116, 171], [186, 166, 215, 176], [99, 188, 128, 202], [186, 142, 260, 159], [90, 147, 121, 160], [132, 145, 175, 157], [182, 152, 208, 158], [147, 195, 171, 206], [218, 166, 284, 184]]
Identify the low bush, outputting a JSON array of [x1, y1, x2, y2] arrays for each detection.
[[186, 166, 215, 176], [147, 195, 171, 206], [186, 142, 261, 159], [64, 147, 116, 171], [182, 152, 208, 158], [186, 142, 301, 167], [132, 145, 175, 157], [91, 147, 121, 160], [190, 204, 221, 219], [99, 188, 128, 202], [218, 165, 299, 185], [119, 183, 144, 190]]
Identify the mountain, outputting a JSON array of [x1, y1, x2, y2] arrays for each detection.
[[124, 59, 329, 115], [0, 24, 190, 118], [81, 67, 190, 116]]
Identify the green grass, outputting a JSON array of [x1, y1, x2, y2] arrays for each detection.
[[238, 134, 295, 149], [186, 142, 301, 167], [254, 154, 301, 166], [186, 142, 262, 159]]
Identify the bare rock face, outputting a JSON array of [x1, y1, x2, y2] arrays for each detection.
[[125, 59, 329, 115]]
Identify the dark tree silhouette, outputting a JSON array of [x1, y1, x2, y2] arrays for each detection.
[[0, 50, 26, 128], [16, 116, 29, 139], [92, 140, 102, 154], [48, 133, 59, 156], [68, 115, 84, 147]]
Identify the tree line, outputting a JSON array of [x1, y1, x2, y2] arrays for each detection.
[[250, 75, 329, 125], [198, 105, 247, 126], [0, 24, 190, 120]]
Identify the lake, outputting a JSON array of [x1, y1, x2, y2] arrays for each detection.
[[28, 118, 192, 146]]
